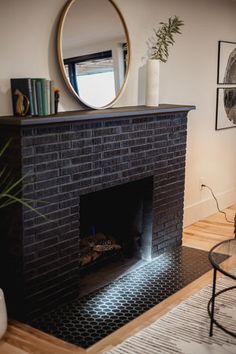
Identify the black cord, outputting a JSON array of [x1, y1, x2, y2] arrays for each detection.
[[201, 184, 234, 224]]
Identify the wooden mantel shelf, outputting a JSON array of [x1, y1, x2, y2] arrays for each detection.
[[0, 104, 195, 126]]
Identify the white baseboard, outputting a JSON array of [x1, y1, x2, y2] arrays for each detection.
[[183, 187, 236, 227]]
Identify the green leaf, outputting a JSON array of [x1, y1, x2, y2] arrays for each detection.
[[0, 193, 46, 219], [0, 139, 47, 220], [0, 139, 12, 158], [147, 15, 184, 62]]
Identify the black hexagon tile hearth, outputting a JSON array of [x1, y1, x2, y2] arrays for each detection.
[[28, 246, 224, 348]]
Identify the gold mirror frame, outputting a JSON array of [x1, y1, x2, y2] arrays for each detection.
[[57, 0, 131, 110]]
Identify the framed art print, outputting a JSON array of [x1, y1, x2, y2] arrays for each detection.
[[215, 87, 236, 130], [217, 41, 236, 84]]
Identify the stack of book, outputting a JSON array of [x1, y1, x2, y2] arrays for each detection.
[[11, 78, 56, 116]]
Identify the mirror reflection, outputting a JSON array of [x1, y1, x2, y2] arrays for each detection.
[[59, 0, 130, 109]]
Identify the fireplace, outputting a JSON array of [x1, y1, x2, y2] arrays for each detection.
[[80, 177, 153, 269], [0, 104, 194, 319]]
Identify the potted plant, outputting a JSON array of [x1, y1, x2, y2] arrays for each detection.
[[146, 16, 184, 106], [0, 139, 42, 339]]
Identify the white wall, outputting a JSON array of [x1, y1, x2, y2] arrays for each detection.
[[0, 0, 236, 225], [62, 0, 125, 54]]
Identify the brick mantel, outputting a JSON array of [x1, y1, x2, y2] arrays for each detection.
[[0, 104, 194, 319]]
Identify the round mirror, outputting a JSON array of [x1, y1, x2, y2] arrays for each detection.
[[58, 0, 130, 109]]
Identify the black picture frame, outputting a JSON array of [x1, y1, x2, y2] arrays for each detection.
[[217, 41, 236, 84], [215, 87, 236, 130]]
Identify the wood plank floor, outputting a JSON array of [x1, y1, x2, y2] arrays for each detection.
[[0, 205, 235, 354]]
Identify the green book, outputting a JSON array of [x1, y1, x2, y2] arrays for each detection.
[[50, 80, 55, 115], [35, 80, 43, 116], [34, 78, 47, 116], [40, 78, 47, 116], [46, 80, 50, 115], [31, 79, 38, 116]]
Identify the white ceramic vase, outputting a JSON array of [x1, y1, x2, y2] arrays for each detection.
[[145, 59, 160, 107], [0, 289, 7, 339]]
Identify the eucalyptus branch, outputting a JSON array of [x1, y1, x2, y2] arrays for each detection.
[[149, 16, 184, 63]]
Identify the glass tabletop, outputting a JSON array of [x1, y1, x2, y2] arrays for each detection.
[[209, 238, 236, 279]]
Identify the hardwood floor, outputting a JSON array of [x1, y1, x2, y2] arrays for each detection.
[[0, 205, 235, 354], [183, 204, 235, 251]]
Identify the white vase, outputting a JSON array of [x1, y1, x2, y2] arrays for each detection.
[[145, 59, 160, 107], [0, 289, 7, 339]]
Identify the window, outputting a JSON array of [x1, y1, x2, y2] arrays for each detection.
[[64, 51, 115, 106]]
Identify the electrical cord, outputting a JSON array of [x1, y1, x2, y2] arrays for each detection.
[[201, 184, 234, 224]]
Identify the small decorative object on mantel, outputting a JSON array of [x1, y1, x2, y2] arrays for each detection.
[[14, 89, 30, 116], [146, 16, 184, 107], [10, 78, 55, 116], [11, 79, 32, 116], [54, 88, 60, 115]]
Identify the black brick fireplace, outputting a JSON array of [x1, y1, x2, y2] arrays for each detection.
[[0, 104, 194, 320]]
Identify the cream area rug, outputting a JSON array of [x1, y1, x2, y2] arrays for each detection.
[[105, 276, 236, 354]]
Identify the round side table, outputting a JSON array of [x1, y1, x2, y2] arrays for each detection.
[[208, 238, 236, 337]]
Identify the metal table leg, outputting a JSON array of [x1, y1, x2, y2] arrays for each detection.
[[209, 267, 217, 336]]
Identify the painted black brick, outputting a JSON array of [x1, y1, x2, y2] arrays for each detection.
[[0, 110, 189, 320]]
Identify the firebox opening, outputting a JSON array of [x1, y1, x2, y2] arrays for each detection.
[[79, 177, 153, 293]]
